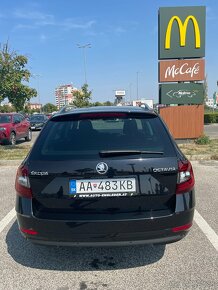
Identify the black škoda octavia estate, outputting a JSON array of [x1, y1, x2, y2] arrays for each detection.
[[15, 106, 195, 246]]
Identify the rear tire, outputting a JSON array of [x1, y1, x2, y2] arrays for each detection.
[[9, 132, 16, 145], [25, 129, 32, 142]]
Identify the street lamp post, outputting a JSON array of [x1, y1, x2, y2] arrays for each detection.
[[213, 91, 216, 113], [129, 83, 132, 102], [136, 71, 140, 99], [32, 74, 42, 113], [77, 43, 91, 84]]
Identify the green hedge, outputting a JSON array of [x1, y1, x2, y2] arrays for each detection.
[[204, 113, 218, 123]]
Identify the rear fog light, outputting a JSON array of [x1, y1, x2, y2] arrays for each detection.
[[172, 223, 192, 232], [20, 228, 38, 235]]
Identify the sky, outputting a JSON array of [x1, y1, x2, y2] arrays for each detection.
[[0, 0, 217, 105]]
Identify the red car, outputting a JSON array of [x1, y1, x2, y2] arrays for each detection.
[[0, 113, 32, 145]]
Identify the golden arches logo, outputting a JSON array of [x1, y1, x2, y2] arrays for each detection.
[[165, 15, 201, 49]]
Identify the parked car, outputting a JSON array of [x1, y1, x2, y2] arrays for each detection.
[[15, 106, 195, 246], [0, 113, 32, 145], [45, 113, 52, 119], [29, 114, 48, 130]]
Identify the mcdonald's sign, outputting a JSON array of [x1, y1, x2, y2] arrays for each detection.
[[159, 6, 205, 59]]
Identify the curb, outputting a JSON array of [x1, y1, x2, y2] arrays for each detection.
[[184, 155, 215, 161]]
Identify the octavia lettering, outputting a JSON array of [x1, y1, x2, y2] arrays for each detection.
[[153, 167, 176, 173]]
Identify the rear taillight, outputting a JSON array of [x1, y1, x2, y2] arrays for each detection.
[[15, 165, 32, 198], [176, 160, 195, 194]]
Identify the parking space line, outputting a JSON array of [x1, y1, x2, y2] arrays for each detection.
[[0, 208, 16, 234], [194, 210, 218, 252]]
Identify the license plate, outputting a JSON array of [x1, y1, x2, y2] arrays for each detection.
[[31, 126, 35, 129], [69, 178, 136, 197]]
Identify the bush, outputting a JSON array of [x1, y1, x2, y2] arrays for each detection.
[[204, 113, 218, 124], [211, 154, 218, 160], [195, 135, 211, 145]]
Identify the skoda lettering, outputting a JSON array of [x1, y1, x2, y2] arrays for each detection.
[[30, 171, 48, 176]]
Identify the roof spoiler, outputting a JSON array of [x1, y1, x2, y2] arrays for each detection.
[[58, 105, 76, 114]]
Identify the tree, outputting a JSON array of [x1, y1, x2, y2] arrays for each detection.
[[0, 43, 37, 112], [103, 101, 114, 106], [72, 83, 92, 108], [43, 103, 57, 113], [91, 101, 114, 106], [92, 101, 102, 106], [0, 104, 15, 113]]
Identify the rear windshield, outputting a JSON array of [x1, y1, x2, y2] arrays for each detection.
[[30, 115, 45, 121], [30, 113, 176, 160], [0, 115, 11, 123]]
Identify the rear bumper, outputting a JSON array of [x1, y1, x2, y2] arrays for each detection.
[[0, 132, 9, 144], [30, 125, 44, 130], [16, 194, 194, 246], [25, 235, 186, 247]]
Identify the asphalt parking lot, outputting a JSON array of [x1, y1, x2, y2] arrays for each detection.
[[31, 130, 40, 145], [0, 161, 217, 290], [204, 124, 218, 139]]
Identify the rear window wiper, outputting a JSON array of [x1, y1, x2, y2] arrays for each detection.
[[99, 150, 164, 157]]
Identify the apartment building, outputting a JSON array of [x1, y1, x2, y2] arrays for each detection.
[[28, 103, 43, 110], [55, 84, 77, 109]]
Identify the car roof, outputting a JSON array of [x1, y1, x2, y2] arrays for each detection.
[[0, 113, 16, 116], [53, 106, 156, 118]]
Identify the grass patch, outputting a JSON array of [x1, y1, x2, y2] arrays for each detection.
[[0, 144, 31, 160], [195, 135, 211, 145], [179, 139, 218, 157]]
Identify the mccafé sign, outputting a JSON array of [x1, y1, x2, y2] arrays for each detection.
[[159, 59, 205, 82], [159, 6, 205, 59]]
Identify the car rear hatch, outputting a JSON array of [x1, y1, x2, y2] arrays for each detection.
[[27, 110, 179, 220]]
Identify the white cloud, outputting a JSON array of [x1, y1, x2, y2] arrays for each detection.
[[13, 9, 96, 32], [14, 10, 54, 22], [60, 19, 96, 30]]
